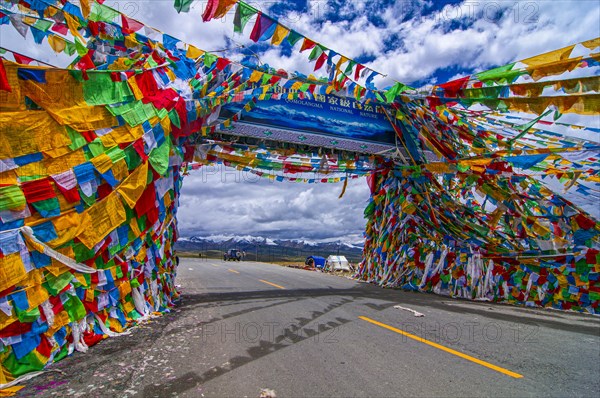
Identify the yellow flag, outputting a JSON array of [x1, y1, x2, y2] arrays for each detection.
[[271, 24, 290, 46], [117, 161, 149, 208], [77, 192, 127, 249], [424, 162, 453, 174], [23, 16, 36, 25], [0, 253, 27, 292], [45, 104, 117, 132], [124, 34, 140, 49], [64, 13, 84, 40], [123, 300, 135, 314], [129, 218, 142, 238], [522, 45, 576, 67], [127, 75, 144, 100], [49, 212, 82, 248], [335, 56, 349, 71], [80, 0, 91, 19], [90, 153, 113, 174], [186, 45, 204, 59], [27, 283, 50, 310], [248, 70, 263, 83], [290, 81, 303, 90], [111, 159, 129, 181], [532, 221, 551, 236], [581, 37, 600, 50], [0, 111, 71, 158], [118, 280, 132, 297], [459, 158, 493, 167]]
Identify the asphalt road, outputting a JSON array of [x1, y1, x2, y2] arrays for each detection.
[[19, 258, 600, 397]]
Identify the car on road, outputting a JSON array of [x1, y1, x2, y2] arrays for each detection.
[[224, 249, 242, 261]]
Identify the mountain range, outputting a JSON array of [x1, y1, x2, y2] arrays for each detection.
[[175, 235, 364, 262]]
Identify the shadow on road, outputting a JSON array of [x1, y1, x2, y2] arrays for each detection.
[[143, 282, 599, 397], [177, 283, 599, 335], [144, 293, 353, 397]]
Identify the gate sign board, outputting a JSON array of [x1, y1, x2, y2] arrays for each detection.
[[220, 93, 397, 154]]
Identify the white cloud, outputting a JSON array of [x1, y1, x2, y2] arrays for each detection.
[[177, 164, 370, 241]]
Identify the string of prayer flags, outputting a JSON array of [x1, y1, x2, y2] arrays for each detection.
[[176, 0, 390, 92]]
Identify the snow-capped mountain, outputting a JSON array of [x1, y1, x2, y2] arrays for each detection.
[[175, 235, 364, 261], [181, 235, 278, 246]]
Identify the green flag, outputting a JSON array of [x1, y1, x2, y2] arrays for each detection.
[[0, 186, 26, 212], [63, 294, 87, 322], [308, 45, 325, 61], [286, 30, 303, 47], [203, 52, 218, 68], [233, 2, 258, 34], [344, 60, 356, 74], [149, 139, 171, 176], [475, 63, 524, 84], [384, 82, 411, 103], [174, 0, 194, 13], [74, 36, 88, 57], [89, 2, 120, 22], [44, 271, 74, 296]]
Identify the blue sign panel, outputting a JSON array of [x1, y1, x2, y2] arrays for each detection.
[[219, 94, 397, 154]]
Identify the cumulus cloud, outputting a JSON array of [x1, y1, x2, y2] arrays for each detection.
[[265, 0, 600, 85], [177, 164, 370, 241]]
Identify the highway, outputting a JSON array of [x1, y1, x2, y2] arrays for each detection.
[[21, 258, 600, 397]]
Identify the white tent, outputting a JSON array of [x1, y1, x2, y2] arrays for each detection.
[[326, 255, 351, 271]]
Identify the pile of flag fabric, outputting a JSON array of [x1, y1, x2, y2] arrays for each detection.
[[0, 0, 598, 388]]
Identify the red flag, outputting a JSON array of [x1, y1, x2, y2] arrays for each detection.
[[121, 15, 144, 34], [21, 178, 56, 202], [249, 12, 263, 42], [300, 38, 316, 53], [76, 53, 95, 80], [216, 57, 231, 71], [438, 76, 470, 98], [51, 22, 69, 35], [77, 53, 96, 70], [314, 51, 328, 71], [13, 53, 34, 65], [366, 173, 376, 195], [133, 139, 148, 161], [202, 0, 219, 22], [575, 214, 596, 230], [0, 59, 11, 92], [354, 64, 365, 80]]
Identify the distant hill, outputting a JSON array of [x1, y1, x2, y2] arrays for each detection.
[[175, 235, 364, 263]]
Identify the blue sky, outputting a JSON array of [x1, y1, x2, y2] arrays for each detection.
[[1, 0, 598, 242]]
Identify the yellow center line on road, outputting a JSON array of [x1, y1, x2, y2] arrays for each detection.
[[259, 279, 286, 289], [211, 263, 220, 267], [228, 269, 240, 274], [358, 316, 523, 379]]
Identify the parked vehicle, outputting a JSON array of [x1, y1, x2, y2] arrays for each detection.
[[305, 256, 326, 269], [224, 249, 242, 261]]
